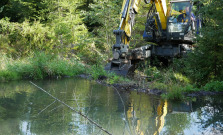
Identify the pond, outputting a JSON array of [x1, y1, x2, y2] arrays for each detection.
[[0, 78, 222, 135]]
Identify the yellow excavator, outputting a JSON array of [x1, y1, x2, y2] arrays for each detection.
[[105, 0, 201, 75]]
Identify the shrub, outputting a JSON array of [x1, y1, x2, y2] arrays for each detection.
[[107, 73, 130, 84], [0, 70, 19, 82], [89, 65, 107, 80], [47, 57, 85, 77], [203, 81, 223, 92], [145, 67, 163, 81], [183, 0, 223, 85]]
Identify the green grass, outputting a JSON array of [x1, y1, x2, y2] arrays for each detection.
[[0, 70, 20, 82], [146, 66, 223, 100], [146, 66, 197, 100], [88, 64, 107, 80], [0, 52, 86, 81], [2, 51, 222, 101], [106, 73, 131, 84], [0, 52, 130, 84], [88, 64, 131, 84]]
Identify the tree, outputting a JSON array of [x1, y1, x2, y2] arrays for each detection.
[[0, 0, 49, 22], [0, 0, 89, 57], [82, 0, 122, 48], [185, 0, 223, 85]]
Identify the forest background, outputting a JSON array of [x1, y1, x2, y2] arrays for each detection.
[[0, 0, 222, 99]]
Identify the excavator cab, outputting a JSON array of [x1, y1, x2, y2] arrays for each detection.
[[167, 0, 194, 43]]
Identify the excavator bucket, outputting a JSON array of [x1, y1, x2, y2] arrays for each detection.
[[104, 62, 135, 76], [105, 45, 151, 76]]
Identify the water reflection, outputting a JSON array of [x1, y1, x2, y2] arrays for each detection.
[[0, 78, 222, 135]]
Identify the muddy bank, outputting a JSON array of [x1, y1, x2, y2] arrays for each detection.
[[77, 74, 223, 97], [109, 83, 223, 97], [110, 82, 223, 97], [185, 91, 223, 97]]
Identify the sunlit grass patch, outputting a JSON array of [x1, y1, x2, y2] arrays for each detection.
[[146, 66, 195, 100], [0, 52, 86, 81]]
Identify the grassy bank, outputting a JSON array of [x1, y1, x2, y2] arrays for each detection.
[[0, 52, 129, 85], [142, 66, 223, 100], [0, 52, 86, 81], [87, 63, 223, 100], [1, 52, 222, 100]]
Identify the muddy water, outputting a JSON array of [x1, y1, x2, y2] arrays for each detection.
[[0, 78, 222, 135]]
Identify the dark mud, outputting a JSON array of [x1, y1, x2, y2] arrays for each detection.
[[185, 91, 223, 97], [77, 74, 223, 97]]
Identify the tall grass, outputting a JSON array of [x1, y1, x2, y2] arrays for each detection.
[[88, 64, 131, 84], [0, 51, 129, 85], [145, 65, 223, 100], [145, 66, 193, 100], [0, 52, 86, 81]]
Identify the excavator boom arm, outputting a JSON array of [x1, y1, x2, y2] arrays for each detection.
[[117, 0, 168, 45], [106, 0, 168, 76]]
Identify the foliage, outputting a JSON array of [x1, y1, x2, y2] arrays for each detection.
[[146, 66, 195, 100], [0, 52, 86, 81], [146, 66, 190, 85], [0, 18, 57, 56], [149, 82, 168, 91], [107, 73, 130, 84], [146, 67, 163, 81], [0, 70, 19, 82], [0, 0, 49, 22], [148, 0, 223, 99], [89, 64, 107, 80], [161, 85, 184, 100], [0, 0, 89, 59], [184, 0, 223, 85], [203, 81, 223, 92], [131, 1, 151, 48], [88, 64, 130, 84], [0, 0, 222, 101], [82, 0, 121, 45], [181, 84, 199, 93]]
